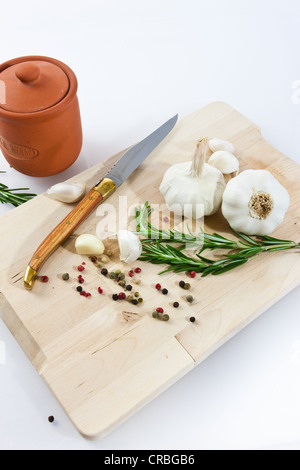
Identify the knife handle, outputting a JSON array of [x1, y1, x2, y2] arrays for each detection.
[[24, 178, 116, 290]]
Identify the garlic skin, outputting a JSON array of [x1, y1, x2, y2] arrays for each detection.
[[159, 138, 226, 219], [47, 182, 86, 203], [221, 169, 290, 235], [117, 230, 142, 264], [209, 138, 235, 154], [208, 151, 239, 174], [75, 234, 105, 255]]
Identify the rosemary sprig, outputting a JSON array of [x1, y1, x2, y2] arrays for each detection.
[[0, 171, 36, 207], [135, 202, 300, 276]]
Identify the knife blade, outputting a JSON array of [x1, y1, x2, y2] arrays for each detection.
[[24, 114, 178, 290]]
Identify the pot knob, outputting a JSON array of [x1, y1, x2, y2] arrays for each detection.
[[15, 63, 40, 83]]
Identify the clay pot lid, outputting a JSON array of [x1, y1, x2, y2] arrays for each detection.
[[0, 60, 69, 113]]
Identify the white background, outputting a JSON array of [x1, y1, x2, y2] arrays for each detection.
[[0, 0, 300, 450]]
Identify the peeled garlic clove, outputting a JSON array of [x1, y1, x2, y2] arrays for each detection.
[[75, 234, 105, 255], [208, 151, 239, 174], [209, 138, 235, 154], [47, 182, 86, 203], [117, 230, 142, 264]]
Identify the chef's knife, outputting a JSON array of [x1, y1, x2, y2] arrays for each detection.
[[24, 114, 178, 290]]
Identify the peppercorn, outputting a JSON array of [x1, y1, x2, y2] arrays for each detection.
[[118, 273, 125, 281], [126, 284, 133, 291], [184, 283, 191, 290], [189, 316, 196, 322], [128, 270, 134, 277], [118, 280, 126, 287], [118, 292, 126, 300], [135, 279, 141, 285], [132, 299, 138, 305], [155, 283, 161, 290], [106, 250, 113, 257], [78, 265, 85, 272], [179, 280, 185, 289], [173, 302, 179, 308], [97, 262, 103, 268], [186, 295, 194, 303], [109, 272, 117, 279], [127, 294, 134, 302], [76, 286, 83, 292], [190, 271, 196, 278], [162, 288, 168, 295], [62, 273, 69, 281], [134, 267, 141, 273], [115, 269, 121, 275], [112, 294, 119, 301], [89, 256, 97, 263], [41, 275, 49, 283], [101, 255, 109, 264], [97, 287, 103, 294], [156, 307, 164, 313], [48, 416, 55, 423], [101, 268, 108, 276], [152, 311, 159, 319], [162, 314, 170, 322], [134, 292, 139, 298], [138, 298, 143, 303]]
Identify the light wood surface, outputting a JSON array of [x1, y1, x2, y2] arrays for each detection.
[[0, 102, 300, 439]]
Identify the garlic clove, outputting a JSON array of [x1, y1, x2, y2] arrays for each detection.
[[75, 234, 105, 255], [47, 182, 86, 203], [209, 138, 235, 154], [208, 151, 239, 174], [117, 230, 142, 264]]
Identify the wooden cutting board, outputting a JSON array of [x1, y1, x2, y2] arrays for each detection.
[[1, 102, 300, 439]]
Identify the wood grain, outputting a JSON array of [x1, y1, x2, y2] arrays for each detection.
[[0, 102, 299, 439]]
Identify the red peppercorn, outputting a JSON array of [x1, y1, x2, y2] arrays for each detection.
[[41, 275, 49, 283], [190, 271, 196, 278], [86, 292, 91, 297], [134, 267, 141, 273], [98, 287, 103, 294], [80, 290, 86, 296], [128, 271, 134, 277], [78, 265, 85, 272], [82, 262, 86, 265], [156, 307, 164, 313], [155, 283, 161, 290], [118, 292, 126, 300]]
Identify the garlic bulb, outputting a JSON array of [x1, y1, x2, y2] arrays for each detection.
[[117, 230, 142, 263], [159, 138, 226, 219], [208, 151, 239, 174], [47, 182, 86, 203], [222, 169, 290, 235], [209, 138, 235, 154], [75, 234, 105, 255]]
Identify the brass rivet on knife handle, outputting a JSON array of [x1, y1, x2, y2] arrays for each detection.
[[23, 179, 116, 290]]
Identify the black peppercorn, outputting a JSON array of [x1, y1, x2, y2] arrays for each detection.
[[132, 299, 138, 305], [173, 302, 179, 308], [76, 286, 83, 292], [126, 284, 133, 291], [189, 316, 196, 323], [101, 268, 108, 276], [162, 288, 168, 295], [112, 294, 119, 301], [179, 280, 185, 288], [48, 416, 55, 423]]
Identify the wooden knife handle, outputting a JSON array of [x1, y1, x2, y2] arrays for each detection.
[[24, 178, 116, 290]]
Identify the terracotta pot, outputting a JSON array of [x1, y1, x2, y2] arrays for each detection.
[[0, 56, 83, 176]]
